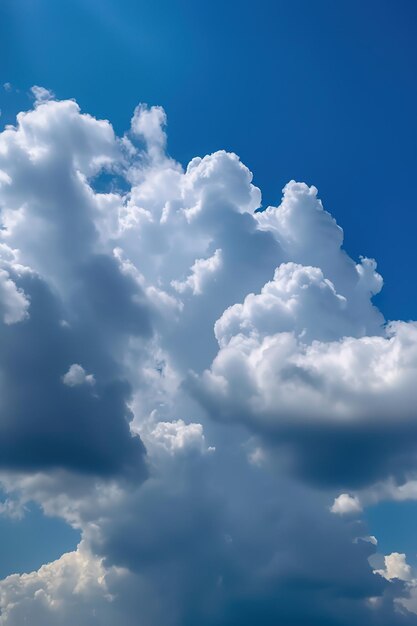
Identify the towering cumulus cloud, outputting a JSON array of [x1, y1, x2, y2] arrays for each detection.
[[0, 93, 416, 625]]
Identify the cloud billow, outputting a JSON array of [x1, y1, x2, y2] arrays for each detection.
[[0, 94, 416, 625]]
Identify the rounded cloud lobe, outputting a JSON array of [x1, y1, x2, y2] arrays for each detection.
[[0, 95, 416, 624], [0, 99, 150, 477]]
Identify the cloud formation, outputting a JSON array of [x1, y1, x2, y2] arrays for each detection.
[[0, 93, 416, 625], [331, 493, 363, 516]]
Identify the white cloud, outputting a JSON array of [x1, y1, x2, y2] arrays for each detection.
[[171, 248, 222, 295], [375, 553, 413, 582], [203, 320, 417, 425], [214, 261, 349, 347], [0, 544, 126, 626], [130, 104, 167, 163], [0, 92, 415, 626], [0, 268, 29, 324], [331, 493, 362, 515], [31, 86, 55, 103], [196, 315, 417, 484], [62, 364, 95, 387], [255, 181, 384, 335], [149, 419, 214, 455]]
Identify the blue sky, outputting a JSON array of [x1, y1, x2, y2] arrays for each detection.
[[2, 0, 417, 321], [1, 2, 417, 624], [0, 502, 78, 579]]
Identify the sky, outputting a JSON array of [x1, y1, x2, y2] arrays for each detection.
[[0, 1, 417, 624]]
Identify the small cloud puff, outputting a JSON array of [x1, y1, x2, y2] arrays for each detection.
[[31, 85, 55, 102], [62, 364, 95, 387], [150, 419, 214, 455], [130, 104, 167, 162], [375, 553, 413, 582], [331, 493, 362, 516]]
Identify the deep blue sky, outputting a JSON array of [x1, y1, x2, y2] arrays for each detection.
[[1, 0, 417, 322], [1, 0, 417, 576]]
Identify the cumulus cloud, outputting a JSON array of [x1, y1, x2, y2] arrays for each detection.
[[148, 419, 214, 455], [0, 95, 149, 478], [214, 262, 349, 347], [62, 364, 95, 387], [171, 248, 223, 295], [130, 104, 167, 163], [331, 493, 363, 516], [0, 268, 29, 324], [0, 92, 416, 625], [0, 543, 128, 626], [31, 85, 55, 102], [375, 553, 413, 582], [195, 320, 417, 486], [372, 555, 417, 618]]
